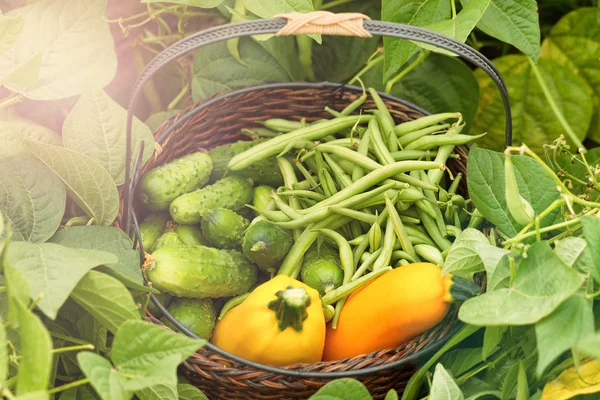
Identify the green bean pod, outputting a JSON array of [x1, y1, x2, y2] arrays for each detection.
[[398, 124, 450, 148], [385, 195, 417, 259], [393, 112, 459, 136], [504, 153, 535, 225], [405, 132, 486, 151], [414, 244, 444, 266]]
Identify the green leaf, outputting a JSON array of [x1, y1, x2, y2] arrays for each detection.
[[474, 243, 510, 291], [242, 0, 318, 43], [58, 386, 99, 400], [554, 237, 587, 268], [442, 228, 489, 279], [516, 361, 529, 400], [144, 110, 180, 133], [70, 271, 140, 334], [471, 55, 592, 154], [382, 0, 450, 81], [4, 258, 31, 327], [440, 348, 484, 378], [0, 315, 6, 383], [554, 147, 600, 197], [459, 241, 583, 326], [191, 38, 291, 101], [0, 11, 24, 54], [142, 0, 224, 7], [62, 87, 155, 185], [535, 296, 594, 376], [0, 0, 117, 100], [176, 384, 209, 400], [0, 117, 61, 159], [575, 333, 600, 359], [541, 7, 600, 142], [135, 383, 177, 400], [461, 0, 540, 61], [540, 359, 600, 400], [429, 364, 464, 400], [77, 352, 132, 400], [49, 226, 144, 290], [15, 391, 50, 400], [482, 326, 506, 360], [256, 36, 305, 82], [15, 299, 53, 396], [26, 140, 119, 226], [310, 378, 372, 400], [467, 146, 560, 237], [7, 241, 117, 319], [465, 391, 502, 400], [384, 390, 399, 400], [0, 156, 65, 243], [110, 320, 204, 374], [581, 215, 600, 284], [362, 53, 480, 131], [1, 51, 41, 90]]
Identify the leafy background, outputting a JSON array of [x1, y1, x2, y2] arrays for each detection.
[[0, 0, 599, 399]]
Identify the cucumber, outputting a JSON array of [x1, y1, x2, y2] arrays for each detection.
[[252, 185, 275, 214], [208, 140, 283, 186], [138, 212, 170, 252], [242, 220, 292, 271], [300, 243, 343, 296], [152, 232, 186, 251], [161, 298, 217, 340], [147, 246, 258, 298], [175, 224, 209, 246], [170, 175, 253, 224], [138, 151, 213, 211], [201, 208, 249, 249]]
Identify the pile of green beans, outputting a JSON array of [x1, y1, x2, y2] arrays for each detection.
[[227, 88, 485, 327]]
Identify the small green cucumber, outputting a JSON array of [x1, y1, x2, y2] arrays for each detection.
[[175, 224, 209, 246], [138, 151, 213, 211], [300, 243, 343, 296], [242, 220, 292, 271], [161, 298, 217, 340], [152, 232, 186, 251], [169, 175, 253, 224], [252, 185, 276, 214], [208, 140, 283, 186], [138, 212, 170, 252], [147, 246, 258, 298], [201, 208, 249, 249]]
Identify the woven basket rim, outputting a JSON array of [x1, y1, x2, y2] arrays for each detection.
[[128, 82, 474, 379]]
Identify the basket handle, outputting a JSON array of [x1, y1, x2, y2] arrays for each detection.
[[123, 11, 513, 231]]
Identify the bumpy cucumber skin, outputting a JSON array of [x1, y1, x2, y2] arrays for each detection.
[[252, 185, 275, 213], [242, 220, 292, 271], [161, 298, 217, 340], [300, 244, 344, 296], [169, 175, 253, 224], [147, 246, 258, 298], [201, 208, 249, 249], [152, 232, 186, 251], [138, 151, 213, 211], [208, 140, 283, 186], [175, 224, 209, 246], [138, 212, 170, 252]]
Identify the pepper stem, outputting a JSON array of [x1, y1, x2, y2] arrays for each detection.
[[267, 286, 311, 332]]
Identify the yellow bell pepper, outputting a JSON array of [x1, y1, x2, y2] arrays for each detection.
[[211, 275, 326, 366]]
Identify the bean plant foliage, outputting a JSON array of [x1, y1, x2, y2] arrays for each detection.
[[0, 0, 599, 399]]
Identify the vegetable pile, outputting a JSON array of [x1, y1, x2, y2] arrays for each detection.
[[138, 86, 485, 365]]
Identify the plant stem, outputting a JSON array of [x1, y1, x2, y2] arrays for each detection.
[[385, 51, 428, 93], [0, 93, 24, 110], [52, 344, 95, 354], [141, 34, 185, 43], [451, 0, 457, 18], [50, 332, 93, 346], [527, 58, 585, 151], [167, 80, 189, 111], [319, 0, 354, 10], [1, 388, 16, 400], [349, 55, 384, 85], [48, 378, 91, 394]]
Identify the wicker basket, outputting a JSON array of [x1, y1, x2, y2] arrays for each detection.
[[121, 12, 512, 400]]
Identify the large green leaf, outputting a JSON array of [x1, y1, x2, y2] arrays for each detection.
[[535, 296, 594, 376], [458, 242, 583, 326], [580, 214, 600, 284], [142, 0, 224, 7], [49, 226, 144, 290], [135, 383, 177, 400], [541, 8, 600, 142], [62, 87, 155, 185], [429, 364, 464, 400], [472, 55, 592, 153], [26, 141, 119, 226], [257, 35, 305, 82], [191, 38, 291, 101], [461, 0, 540, 61], [1, 51, 41, 91], [77, 352, 132, 400], [0, 0, 116, 100], [442, 228, 489, 279], [70, 271, 140, 334], [0, 11, 23, 55], [0, 117, 61, 159], [177, 384, 209, 400], [15, 299, 53, 396], [6, 241, 117, 319], [310, 378, 372, 400], [439, 348, 484, 378], [362, 53, 480, 131], [0, 156, 65, 243], [243, 0, 315, 42], [466, 146, 560, 237], [382, 0, 450, 81]]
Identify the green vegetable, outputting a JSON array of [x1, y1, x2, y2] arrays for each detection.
[[146, 292, 173, 317], [300, 243, 343, 297], [201, 208, 249, 249], [175, 224, 208, 246], [252, 185, 275, 214], [138, 151, 213, 211], [152, 232, 186, 251], [138, 212, 170, 252], [161, 298, 217, 340], [169, 175, 253, 224], [504, 153, 535, 225], [242, 220, 293, 271], [147, 245, 258, 298], [208, 139, 284, 186]]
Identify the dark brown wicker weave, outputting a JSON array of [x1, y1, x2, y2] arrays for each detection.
[[120, 13, 512, 400]]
